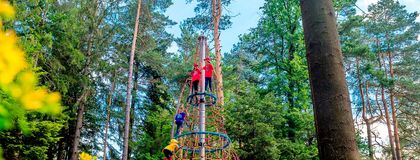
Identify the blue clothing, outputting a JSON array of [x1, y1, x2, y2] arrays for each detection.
[[175, 112, 186, 137], [175, 112, 186, 122], [175, 121, 183, 137]]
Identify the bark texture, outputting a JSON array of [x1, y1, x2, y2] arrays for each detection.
[[376, 38, 396, 159], [122, 0, 142, 159], [357, 59, 374, 159], [69, 96, 86, 159], [387, 50, 401, 160], [212, 0, 224, 105], [70, 90, 90, 160], [128, 61, 139, 157], [299, 0, 360, 159]]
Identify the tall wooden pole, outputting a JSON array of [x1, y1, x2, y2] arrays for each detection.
[[300, 0, 360, 159], [122, 0, 142, 159]]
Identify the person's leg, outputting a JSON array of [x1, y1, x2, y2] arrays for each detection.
[[175, 121, 183, 136], [175, 124, 180, 137], [179, 121, 184, 134], [209, 78, 212, 92], [191, 82, 194, 95], [205, 77, 209, 92], [163, 149, 172, 160], [193, 80, 199, 92], [168, 150, 174, 160], [193, 80, 199, 102], [190, 81, 195, 103]]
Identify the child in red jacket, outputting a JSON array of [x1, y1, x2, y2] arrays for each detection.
[[191, 63, 201, 93], [203, 57, 214, 92]]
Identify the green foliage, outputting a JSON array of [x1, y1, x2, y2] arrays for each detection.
[[1, 0, 418, 159], [184, 0, 232, 36], [0, 113, 66, 159], [339, 0, 419, 158], [134, 108, 172, 160], [224, 80, 317, 159], [0, 90, 18, 130], [222, 1, 318, 159], [354, 129, 370, 157], [225, 82, 282, 160]]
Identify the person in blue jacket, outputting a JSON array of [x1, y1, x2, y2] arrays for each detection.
[[175, 105, 188, 137]]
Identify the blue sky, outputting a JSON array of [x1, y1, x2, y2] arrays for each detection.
[[164, 0, 420, 54], [165, 0, 265, 53]]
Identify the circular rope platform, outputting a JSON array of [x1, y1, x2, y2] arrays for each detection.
[[187, 92, 217, 106], [175, 131, 231, 153]]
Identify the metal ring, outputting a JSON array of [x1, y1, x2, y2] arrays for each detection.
[[187, 92, 217, 106], [175, 131, 231, 153]]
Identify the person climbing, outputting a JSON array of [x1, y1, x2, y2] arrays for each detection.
[[202, 57, 214, 92], [162, 139, 179, 160], [175, 105, 188, 137], [190, 63, 201, 104], [191, 63, 201, 94]]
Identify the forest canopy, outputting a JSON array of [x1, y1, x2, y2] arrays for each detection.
[[0, 0, 418, 159]]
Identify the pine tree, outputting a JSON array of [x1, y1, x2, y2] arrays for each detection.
[[300, 0, 360, 159], [122, 0, 142, 159]]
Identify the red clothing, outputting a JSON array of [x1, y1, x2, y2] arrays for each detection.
[[191, 68, 201, 81], [203, 63, 213, 78]]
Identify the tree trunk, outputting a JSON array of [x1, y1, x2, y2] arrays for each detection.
[[365, 82, 375, 160], [387, 43, 401, 160], [122, 0, 142, 159], [380, 84, 396, 159], [70, 90, 90, 160], [379, 57, 396, 160], [103, 71, 116, 160], [57, 139, 66, 160], [128, 62, 139, 157], [212, 0, 224, 105], [377, 38, 396, 160], [69, 1, 101, 158], [299, 0, 360, 159], [356, 58, 374, 159]]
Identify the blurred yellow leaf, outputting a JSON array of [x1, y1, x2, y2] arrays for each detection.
[[0, 1, 15, 19]]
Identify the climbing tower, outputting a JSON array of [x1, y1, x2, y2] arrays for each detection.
[[172, 36, 238, 160]]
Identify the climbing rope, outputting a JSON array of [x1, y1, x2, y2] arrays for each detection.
[[169, 37, 238, 160]]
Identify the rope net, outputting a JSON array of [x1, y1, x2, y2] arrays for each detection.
[[174, 91, 238, 160], [172, 38, 238, 160]]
